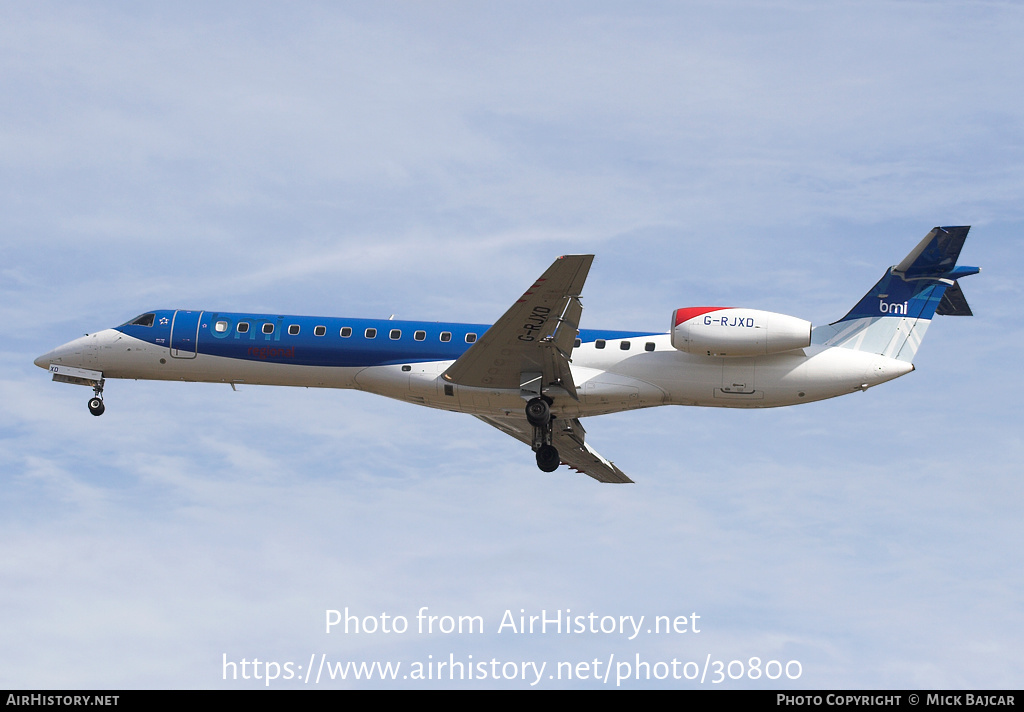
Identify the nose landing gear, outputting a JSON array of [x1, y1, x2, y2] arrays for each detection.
[[526, 397, 560, 472], [88, 384, 105, 416]]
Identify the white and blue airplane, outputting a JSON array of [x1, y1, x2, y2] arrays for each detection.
[[35, 227, 978, 483]]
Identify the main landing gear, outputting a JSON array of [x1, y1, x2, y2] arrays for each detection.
[[526, 396, 559, 472], [87, 384, 105, 416]]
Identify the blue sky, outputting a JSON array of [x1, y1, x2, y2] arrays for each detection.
[[2, 2, 1022, 689]]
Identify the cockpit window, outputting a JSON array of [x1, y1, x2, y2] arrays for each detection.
[[126, 313, 155, 327]]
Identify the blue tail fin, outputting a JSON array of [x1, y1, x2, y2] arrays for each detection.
[[814, 227, 980, 362]]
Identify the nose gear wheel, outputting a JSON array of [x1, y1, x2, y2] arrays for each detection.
[[87, 383, 105, 416]]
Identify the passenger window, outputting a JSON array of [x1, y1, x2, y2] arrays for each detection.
[[574, 338, 581, 348], [237, 322, 250, 334], [465, 333, 477, 343], [620, 341, 631, 350], [645, 342, 655, 352], [414, 330, 426, 341], [440, 332, 452, 342], [365, 328, 377, 339], [340, 327, 352, 338], [288, 324, 300, 335], [262, 323, 274, 335], [390, 329, 401, 340], [214, 321, 229, 333], [314, 325, 326, 336], [595, 339, 606, 349]]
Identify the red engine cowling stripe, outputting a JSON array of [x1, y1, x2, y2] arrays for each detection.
[[673, 306, 729, 327]]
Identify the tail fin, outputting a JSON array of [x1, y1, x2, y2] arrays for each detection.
[[814, 226, 980, 362]]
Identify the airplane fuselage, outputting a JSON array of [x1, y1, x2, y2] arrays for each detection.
[[36, 308, 911, 421]]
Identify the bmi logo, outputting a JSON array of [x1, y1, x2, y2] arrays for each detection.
[[879, 300, 908, 315]]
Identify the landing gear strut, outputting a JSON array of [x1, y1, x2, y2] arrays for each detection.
[[87, 383, 105, 416], [526, 397, 559, 472]]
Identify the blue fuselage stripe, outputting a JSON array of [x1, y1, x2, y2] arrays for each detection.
[[116, 310, 660, 368]]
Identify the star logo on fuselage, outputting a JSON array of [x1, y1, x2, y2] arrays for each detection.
[[159, 317, 169, 325]]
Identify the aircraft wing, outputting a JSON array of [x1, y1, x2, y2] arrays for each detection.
[[475, 414, 634, 484], [442, 255, 592, 397]]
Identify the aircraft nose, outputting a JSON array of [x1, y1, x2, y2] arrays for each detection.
[[34, 335, 87, 370], [34, 350, 54, 369]]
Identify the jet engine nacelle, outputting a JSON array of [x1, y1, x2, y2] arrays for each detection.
[[671, 307, 812, 357]]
